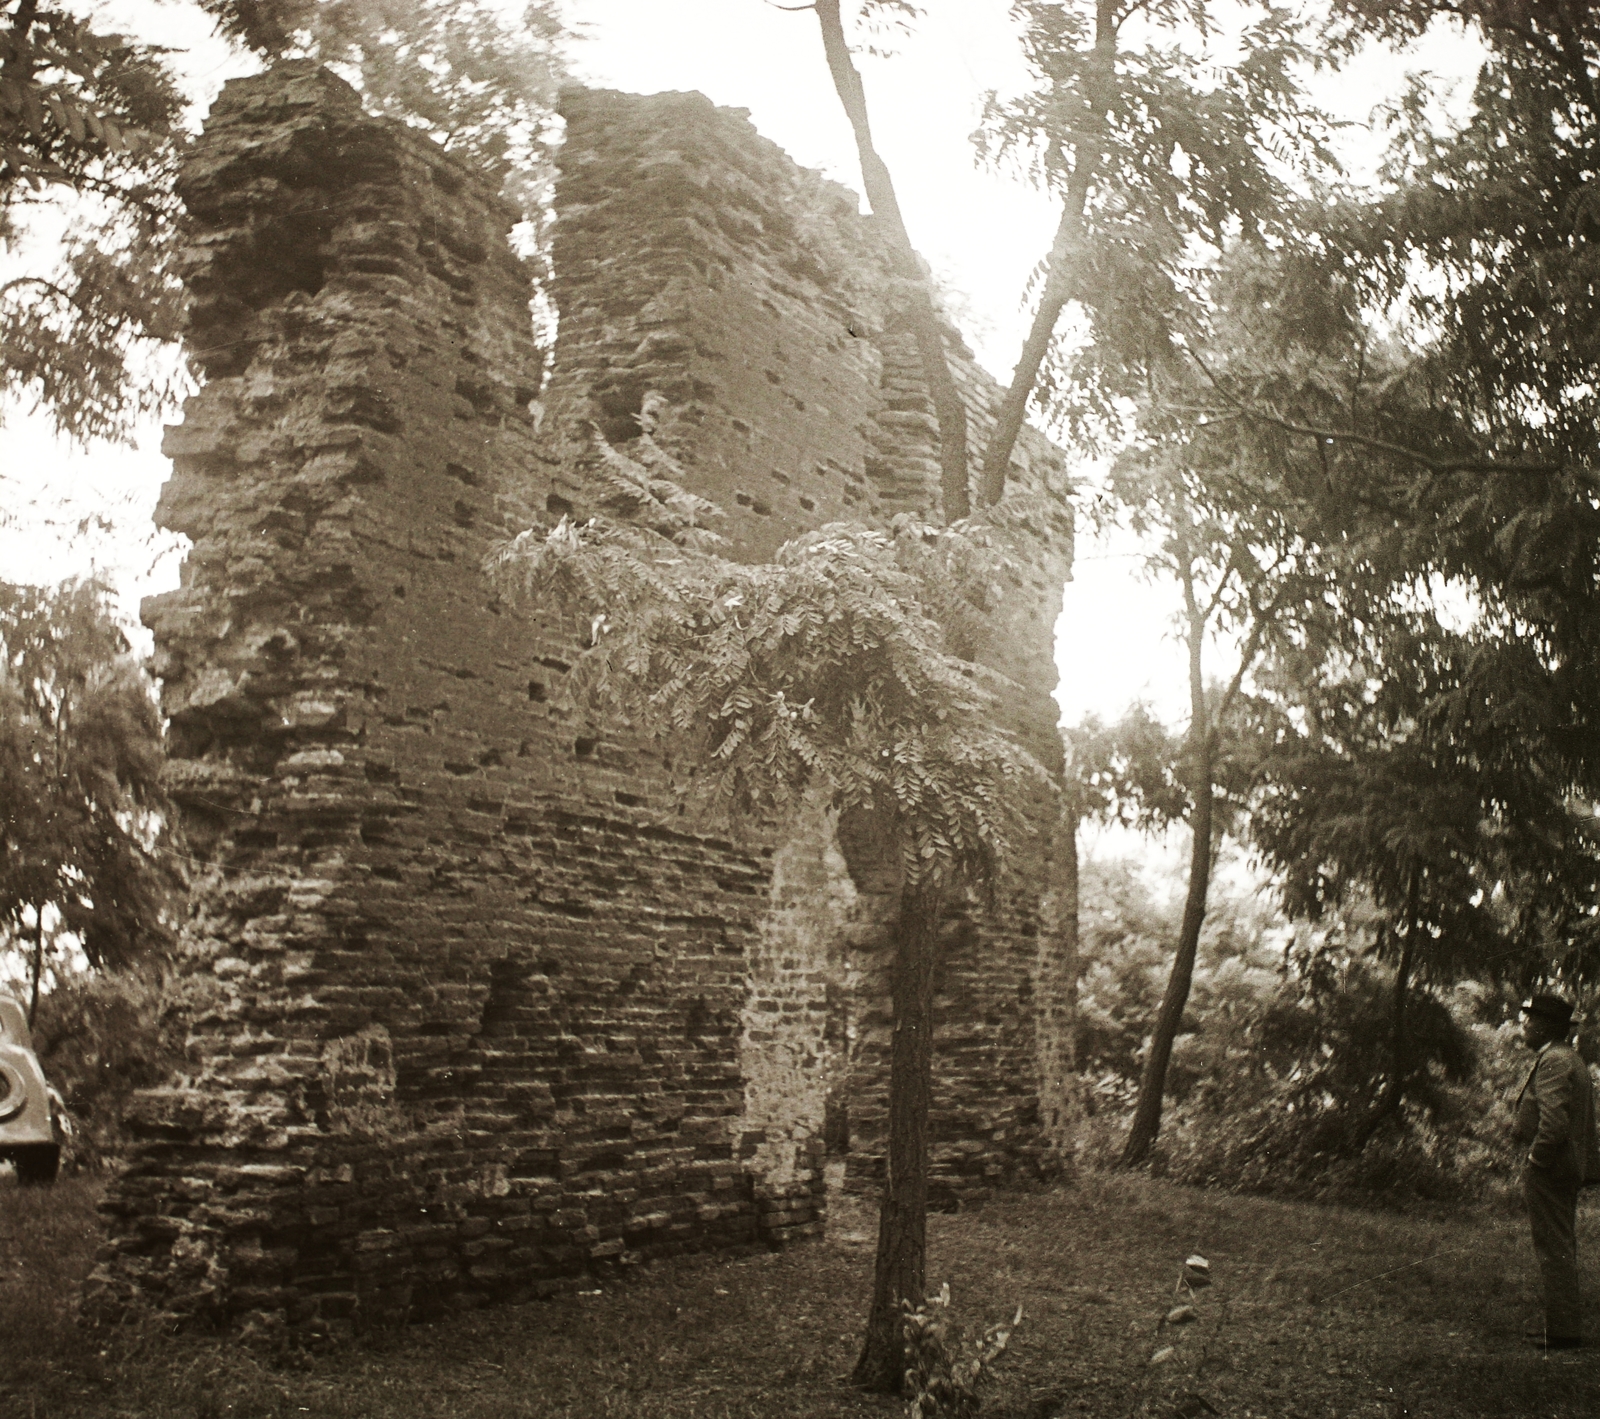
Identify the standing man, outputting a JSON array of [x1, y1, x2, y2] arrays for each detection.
[[1513, 993, 1600, 1350]]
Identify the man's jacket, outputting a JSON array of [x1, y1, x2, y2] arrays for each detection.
[[1514, 1041, 1600, 1182]]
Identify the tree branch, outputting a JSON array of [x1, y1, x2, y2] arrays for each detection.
[[1184, 348, 1574, 478], [976, 1, 1119, 505], [0, 275, 75, 305], [811, 0, 970, 522]]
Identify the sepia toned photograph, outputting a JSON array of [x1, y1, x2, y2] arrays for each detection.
[[2, 2, 1598, 1415]]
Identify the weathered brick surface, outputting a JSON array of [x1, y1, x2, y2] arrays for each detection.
[[90, 65, 1075, 1334]]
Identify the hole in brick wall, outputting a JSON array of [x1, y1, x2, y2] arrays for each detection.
[[614, 791, 644, 807], [478, 749, 503, 768], [546, 493, 573, 516], [446, 462, 480, 486], [165, 721, 214, 759], [824, 1095, 851, 1154], [452, 500, 475, 528], [235, 829, 279, 850], [594, 380, 645, 444], [538, 656, 570, 673], [451, 667, 477, 680], [764, 369, 781, 384], [527, 680, 547, 702], [393, 583, 406, 598], [574, 736, 598, 758], [455, 376, 498, 415], [547, 900, 595, 919], [749, 498, 772, 516], [799, 496, 816, 511], [685, 995, 710, 1036]]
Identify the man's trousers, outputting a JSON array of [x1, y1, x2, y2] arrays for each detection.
[[1525, 1161, 1582, 1340]]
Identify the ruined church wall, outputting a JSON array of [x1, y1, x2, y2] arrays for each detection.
[[90, 65, 1075, 1334], [543, 89, 1076, 1204]]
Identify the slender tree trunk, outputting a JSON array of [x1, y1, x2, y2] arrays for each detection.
[[812, 0, 970, 522], [28, 908, 44, 1028], [1382, 862, 1420, 1120], [1121, 564, 1214, 1167], [976, 178, 1089, 507], [1119, 762, 1213, 1166], [853, 877, 944, 1393], [976, 7, 1116, 505]]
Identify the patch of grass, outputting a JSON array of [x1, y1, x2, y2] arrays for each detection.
[[1, 1170, 108, 1413], [4, 1172, 1599, 1417]]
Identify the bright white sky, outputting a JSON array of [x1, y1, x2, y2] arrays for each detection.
[[0, 0, 1486, 732]]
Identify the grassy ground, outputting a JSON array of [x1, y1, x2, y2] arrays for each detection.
[[4, 1170, 1598, 1418]]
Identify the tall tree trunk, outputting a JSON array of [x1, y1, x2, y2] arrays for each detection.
[[976, 5, 1116, 505], [853, 877, 944, 1393], [812, 0, 970, 522], [28, 908, 44, 1028], [1119, 767, 1213, 1166], [1121, 565, 1214, 1167], [1381, 862, 1420, 1120]]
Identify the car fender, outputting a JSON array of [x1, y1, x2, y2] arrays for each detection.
[[0, 997, 57, 1150]]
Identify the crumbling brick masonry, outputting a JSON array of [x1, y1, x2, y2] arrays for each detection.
[[88, 63, 1076, 1335]]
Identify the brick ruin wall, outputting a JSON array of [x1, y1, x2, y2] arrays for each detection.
[[88, 63, 1076, 1336]]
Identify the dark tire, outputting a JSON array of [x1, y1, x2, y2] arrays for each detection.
[[13, 1143, 60, 1186]]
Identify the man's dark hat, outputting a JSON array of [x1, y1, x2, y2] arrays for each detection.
[[1522, 993, 1576, 1028]]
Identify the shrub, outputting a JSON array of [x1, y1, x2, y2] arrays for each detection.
[[901, 1284, 1021, 1418], [25, 967, 202, 1168], [1074, 856, 1529, 1205]]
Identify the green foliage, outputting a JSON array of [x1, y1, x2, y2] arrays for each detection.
[[206, 0, 564, 217], [1073, 857, 1526, 1203], [489, 430, 1048, 891], [1, 0, 189, 441], [900, 1283, 1020, 1419], [1247, 621, 1600, 996], [1067, 695, 1265, 836], [25, 965, 199, 1168], [1096, 215, 1600, 1019], [0, 578, 177, 1012], [1, 188, 189, 444], [1145, 10, 1600, 819], [3, 0, 567, 444], [0, 0, 181, 197], [975, 1, 1338, 447], [1074, 857, 1285, 1107]]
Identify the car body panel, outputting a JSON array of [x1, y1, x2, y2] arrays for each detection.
[[0, 994, 59, 1153]]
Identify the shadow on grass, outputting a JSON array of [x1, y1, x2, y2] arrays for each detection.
[[3, 1170, 1598, 1417]]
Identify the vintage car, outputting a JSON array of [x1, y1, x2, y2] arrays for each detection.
[[0, 993, 63, 1185]]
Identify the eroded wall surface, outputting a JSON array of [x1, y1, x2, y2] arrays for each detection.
[[90, 65, 1075, 1334]]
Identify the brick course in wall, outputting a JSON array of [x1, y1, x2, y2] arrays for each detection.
[[88, 65, 1075, 1335]]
